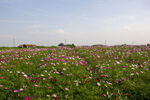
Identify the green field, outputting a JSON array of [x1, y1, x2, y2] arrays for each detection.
[[0, 46, 150, 100]]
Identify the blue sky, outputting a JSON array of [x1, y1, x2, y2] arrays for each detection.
[[0, 0, 150, 46]]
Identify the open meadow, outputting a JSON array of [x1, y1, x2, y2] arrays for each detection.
[[0, 46, 150, 100]]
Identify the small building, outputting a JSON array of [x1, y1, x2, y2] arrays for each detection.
[[18, 44, 36, 48]]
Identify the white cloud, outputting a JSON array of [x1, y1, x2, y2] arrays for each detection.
[[56, 29, 65, 34]]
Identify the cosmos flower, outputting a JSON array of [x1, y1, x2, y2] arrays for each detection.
[[34, 84, 39, 87], [25, 97, 29, 100], [13, 90, 19, 93], [5, 87, 8, 90], [122, 66, 126, 68], [115, 79, 119, 84], [65, 88, 69, 91], [1, 76, 4, 79], [20, 88, 24, 91], [136, 72, 139, 75]]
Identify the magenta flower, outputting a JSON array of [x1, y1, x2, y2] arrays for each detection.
[[48, 86, 51, 89], [1, 76, 4, 79], [36, 77, 40, 80], [33, 96, 37, 98], [122, 66, 126, 68], [25, 97, 29, 100], [1, 58, 5, 61], [55, 97, 58, 100], [45, 57, 49, 61], [115, 79, 119, 84]]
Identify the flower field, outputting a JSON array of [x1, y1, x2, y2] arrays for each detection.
[[0, 46, 150, 100]]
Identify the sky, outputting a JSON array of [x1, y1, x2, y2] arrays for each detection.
[[0, 0, 150, 46]]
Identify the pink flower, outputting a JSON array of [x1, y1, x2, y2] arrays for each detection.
[[115, 79, 119, 84], [116, 61, 120, 64], [121, 77, 127, 82], [34, 84, 39, 87], [101, 71, 104, 74], [49, 54, 53, 56], [45, 57, 49, 61], [25, 97, 29, 100], [48, 86, 51, 89], [103, 94, 106, 97], [1, 76, 4, 79], [26, 77, 30, 79], [52, 94, 57, 97], [5, 87, 8, 90], [14, 90, 19, 93], [136, 72, 139, 75]]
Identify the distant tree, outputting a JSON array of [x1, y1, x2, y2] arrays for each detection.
[[147, 43, 150, 46], [58, 43, 64, 46], [65, 44, 76, 48]]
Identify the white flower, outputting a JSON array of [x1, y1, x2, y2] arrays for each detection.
[[65, 95, 68, 98], [97, 82, 101, 86], [52, 94, 57, 97], [41, 74, 44, 76], [89, 76, 92, 79], [44, 70, 47, 73], [140, 71, 143, 73], [20, 88, 24, 91], [24, 74, 27, 77], [130, 73, 134, 76], [65, 88, 69, 91], [46, 95, 50, 97], [131, 68, 135, 70], [17, 71, 20, 73], [63, 68, 66, 71]]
